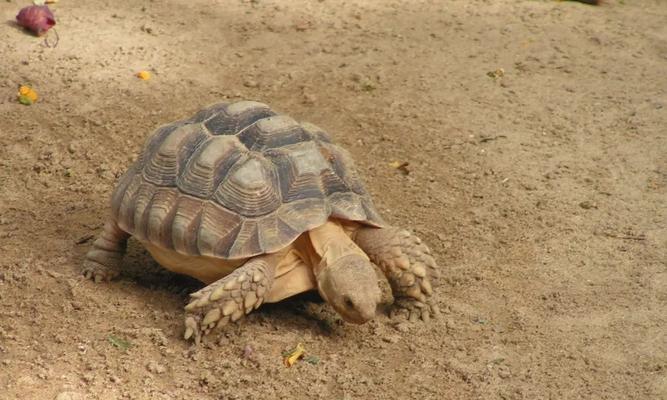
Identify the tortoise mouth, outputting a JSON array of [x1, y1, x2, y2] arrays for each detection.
[[336, 307, 376, 324]]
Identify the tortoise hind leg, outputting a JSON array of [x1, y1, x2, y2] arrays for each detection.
[[183, 254, 278, 344], [353, 226, 440, 322], [83, 220, 129, 283]]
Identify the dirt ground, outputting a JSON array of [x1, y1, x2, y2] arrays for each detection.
[[0, 0, 665, 399]]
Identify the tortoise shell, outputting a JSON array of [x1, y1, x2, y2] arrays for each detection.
[[110, 101, 384, 259]]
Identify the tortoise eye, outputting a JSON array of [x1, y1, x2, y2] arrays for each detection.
[[343, 295, 355, 309]]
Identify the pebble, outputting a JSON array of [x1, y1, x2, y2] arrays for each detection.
[[393, 322, 409, 333], [497, 365, 511, 379], [302, 93, 316, 104], [382, 334, 401, 344], [446, 319, 457, 331], [243, 79, 259, 88], [146, 361, 166, 374], [579, 200, 597, 210]]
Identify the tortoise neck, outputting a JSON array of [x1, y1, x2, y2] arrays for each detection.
[[308, 220, 368, 277]]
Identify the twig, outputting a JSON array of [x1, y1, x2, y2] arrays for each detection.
[[75, 233, 95, 244], [479, 135, 507, 143], [441, 140, 467, 149], [601, 232, 646, 241], [563, 0, 601, 5]]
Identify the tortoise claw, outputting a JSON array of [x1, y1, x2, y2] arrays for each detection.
[[391, 298, 441, 323], [184, 316, 201, 345], [82, 260, 119, 283]]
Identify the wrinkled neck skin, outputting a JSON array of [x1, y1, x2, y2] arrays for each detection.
[[308, 220, 368, 278]]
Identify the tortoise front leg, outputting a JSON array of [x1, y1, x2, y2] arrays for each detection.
[[82, 220, 129, 282], [183, 254, 278, 344], [354, 226, 440, 322]]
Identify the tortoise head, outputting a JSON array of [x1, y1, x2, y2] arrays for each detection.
[[316, 254, 382, 324]]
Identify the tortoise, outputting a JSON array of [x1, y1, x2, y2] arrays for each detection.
[[82, 100, 439, 342]]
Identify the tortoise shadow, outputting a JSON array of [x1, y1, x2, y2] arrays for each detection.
[[5, 20, 24, 32], [120, 239, 203, 297], [259, 292, 345, 337], [121, 239, 346, 337]]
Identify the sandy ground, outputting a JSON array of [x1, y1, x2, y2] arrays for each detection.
[[0, 0, 666, 399]]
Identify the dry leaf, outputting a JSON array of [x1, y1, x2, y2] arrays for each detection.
[[18, 86, 38, 105], [283, 343, 305, 367], [389, 161, 410, 175], [136, 70, 152, 80]]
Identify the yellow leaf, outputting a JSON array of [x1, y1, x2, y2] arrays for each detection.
[[18, 86, 38, 104], [136, 70, 151, 80], [283, 343, 305, 367], [389, 160, 410, 175]]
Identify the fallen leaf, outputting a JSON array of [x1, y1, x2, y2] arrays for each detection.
[[282, 343, 305, 367], [107, 334, 132, 351], [389, 161, 410, 175], [18, 96, 33, 106], [18, 86, 38, 105], [136, 70, 152, 80]]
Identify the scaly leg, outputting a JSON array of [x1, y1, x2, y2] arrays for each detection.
[[354, 226, 440, 322], [183, 254, 278, 344], [82, 220, 129, 283]]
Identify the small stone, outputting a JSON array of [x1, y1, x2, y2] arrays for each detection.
[[146, 361, 166, 374], [243, 79, 259, 88], [579, 200, 597, 210], [393, 322, 409, 333], [81, 373, 94, 383], [497, 365, 511, 379], [446, 319, 457, 331], [302, 93, 316, 104], [382, 334, 401, 343]]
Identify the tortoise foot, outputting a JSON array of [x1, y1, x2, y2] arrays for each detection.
[[183, 256, 276, 344], [82, 221, 128, 283], [354, 226, 440, 323]]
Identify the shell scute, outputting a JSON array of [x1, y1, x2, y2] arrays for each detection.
[[213, 155, 283, 217], [177, 135, 246, 199], [110, 101, 383, 260], [204, 102, 275, 135]]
